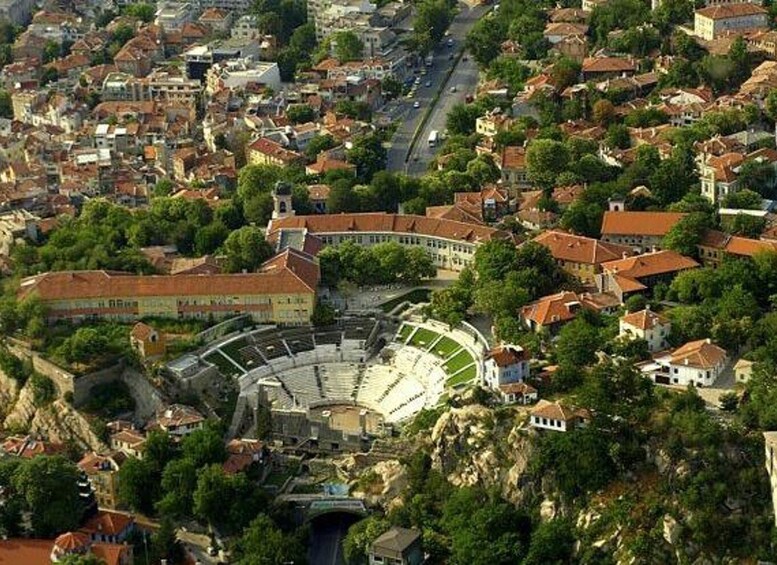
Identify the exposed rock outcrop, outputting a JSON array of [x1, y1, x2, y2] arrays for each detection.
[[429, 404, 535, 505]]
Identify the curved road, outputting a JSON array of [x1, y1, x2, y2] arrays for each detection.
[[385, 3, 489, 176]]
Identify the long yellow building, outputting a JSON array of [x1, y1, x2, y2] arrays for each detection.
[[18, 249, 319, 325]]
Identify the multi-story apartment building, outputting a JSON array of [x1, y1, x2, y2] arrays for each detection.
[[268, 212, 516, 272], [77, 452, 124, 509], [205, 58, 281, 93], [17, 248, 319, 324], [694, 3, 768, 40]]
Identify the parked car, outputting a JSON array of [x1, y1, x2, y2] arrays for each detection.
[[413, 101, 420, 109], [425, 80, 432, 87]]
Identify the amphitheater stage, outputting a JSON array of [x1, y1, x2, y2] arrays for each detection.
[[308, 404, 384, 436]]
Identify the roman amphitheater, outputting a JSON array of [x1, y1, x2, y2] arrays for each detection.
[[174, 316, 489, 451]]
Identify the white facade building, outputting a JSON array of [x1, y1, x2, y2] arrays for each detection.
[[529, 400, 589, 432], [619, 308, 672, 353], [483, 344, 530, 390], [640, 338, 727, 387]]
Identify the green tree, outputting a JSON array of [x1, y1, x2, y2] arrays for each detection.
[[181, 424, 227, 468], [722, 189, 763, 209], [286, 103, 315, 124], [343, 516, 391, 564], [524, 519, 575, 565], [58, 555, 106, 565], [555, 318, 600, 369], [446, 103, 481, 136], [12, 456, 82, 537], [466, 16, 506, 67], [526, 139, 570, 191], [346, 134, 387, 182], [0, 89, 11, 119], [223, 226, 274, 273], [234, 514, 306, 564], [662, 212, 710, 257], [592, 99, 615, 126], [332, 30, 363, 62], [729, 214, 766, 238], [156, 458, 198, 518], [117, 458, 158, 514], [122, 2, 155, 21], [412, 0, 454, 54]]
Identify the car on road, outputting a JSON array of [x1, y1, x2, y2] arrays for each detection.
[[413, 101, 420, 109], [406, 91, 414, 99], [450, 86, 457, 93], [425, 80, 431, 87], [463, 55, 468, 61], [414, 77, 421, 85], [447, 38, 454, 47]]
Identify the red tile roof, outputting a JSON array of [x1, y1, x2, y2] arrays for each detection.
[[268, 213, 514, 246], [531, 399, 590, 422], [669, 339, 727, 369], [601, 250, 699, 279], [601, 211, 686, 236], [696, 3, 767, 19], [621, 308, 670, 331], [486, 345, 529, 367], [533, 230, 633, 265], [81, 511, 134, 537]]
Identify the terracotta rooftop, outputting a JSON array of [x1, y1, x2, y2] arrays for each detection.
[[499, 382, 537, 395], [669, 339, 727, 369], [696, 3, 767, 19], [621, 308, 670, 331], [533, 230, 633, 265], [130, 322, 156, 341], [521, 291, 584, 327], [600, 211, 687, 236], [601, 250, 699, 279], [268, 213, 514, 246], [18, 249, 319, 303], [486, 345, 529, 367], [531, 399, 590, 422], [81, 511, 134, 538]]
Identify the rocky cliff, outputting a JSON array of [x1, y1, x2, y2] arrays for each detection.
[[0, 368, 106, 451]]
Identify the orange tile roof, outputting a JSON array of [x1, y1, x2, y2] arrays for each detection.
[[669, 339, 727, 369], [81, 511, 134, 537], [533, 230, 633, 265], [601, 250, 699, 279], [130, 321, 156, 341], [724, 236, 777, 257], [696, 3, 767, 19], [268, 213, 513, 246], [248, 137, 302, 164], [500, 146, 526, 169], [621, 308, 670, 331], [18, 250, 319, 302], [600, 211, 686, 236], [0, 539, 53, 565], [91, 542, 131, 565], [486, 345, 529, 367], [520, 291, 582, 326], [582, 57, 636, 73], [54, 532, 90, 552], [530, 399, 590, 421], [151, 404, 204, 429]]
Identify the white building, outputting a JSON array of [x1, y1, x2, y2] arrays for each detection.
[[640, 338, 727, 387], [734, 358, 754, 383], [618, 308, 671, 353], [529, 400, 589, 432], [498, 382, 538, 405], [694, 3, 768, 40], [205, 58, 281, 93], [483, 344, 530, 390], [149, 404, 205, 436], [155, 2, 197, 31]]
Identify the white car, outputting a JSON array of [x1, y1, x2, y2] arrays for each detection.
[[413, 101, 420, 109]]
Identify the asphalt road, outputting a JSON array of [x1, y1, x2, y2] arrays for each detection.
[[385, 3, 489, 176], [308, 515, 353, 565]]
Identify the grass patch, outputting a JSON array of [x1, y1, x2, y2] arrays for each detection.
[[447, 364, 477, 387], [430, 336, 460, 358], [396, 324, 413, 342], [409, 328, 440, 348], [380, 288, 432, 312], [204, 350, 242, 378], [443, 350, 474, 374]]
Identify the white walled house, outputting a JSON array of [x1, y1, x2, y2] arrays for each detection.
[[640, 338, 727, 387], [499, 382, 538, 405], [529, 400, 589, 432], [619, 308, 671, 353], [483, 345, 530, 390]]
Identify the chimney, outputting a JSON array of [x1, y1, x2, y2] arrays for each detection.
[[622, 251, 629, 259]]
